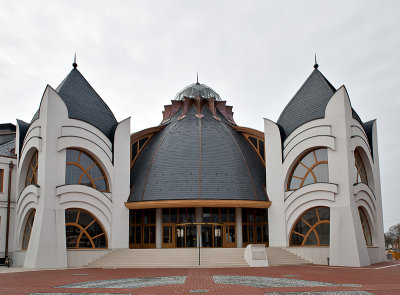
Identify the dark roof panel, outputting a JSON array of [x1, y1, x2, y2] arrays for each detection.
[[56, 68, 117, 140], [129, 103, 267, 202], [277, 69, 336, 140]]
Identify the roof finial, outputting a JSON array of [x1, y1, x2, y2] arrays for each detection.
[[72, 53, 78, 68], [196, 71, 199, 84], [314, 53, 319, 69]]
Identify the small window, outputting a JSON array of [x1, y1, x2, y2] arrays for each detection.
[[131, 136, 152, 168], [358, 207, 372, 246], [290, 207, 330, 246], [65, 149, 109, 192], [25, 150, 38, 188], [65, 208, 107, 249], [355, 150, 368, 185], [287, 148, 329, 191], [0, 169, 4, 192], [22, 210, 35, 250], [244, 135, 265, 165]]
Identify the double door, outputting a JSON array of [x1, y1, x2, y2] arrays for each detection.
[[162, 222, 236, 248]]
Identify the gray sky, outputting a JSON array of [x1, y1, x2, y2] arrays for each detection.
[[0, 1, 399, 231]]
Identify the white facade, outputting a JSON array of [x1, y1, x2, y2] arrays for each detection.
[[0, 65, 386, 268], [265, 86, 385, 267]]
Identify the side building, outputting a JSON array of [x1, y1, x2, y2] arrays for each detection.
[[0, 61, 385, 268]]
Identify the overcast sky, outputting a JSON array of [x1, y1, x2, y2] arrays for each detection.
[[0, 1, 399, 231]]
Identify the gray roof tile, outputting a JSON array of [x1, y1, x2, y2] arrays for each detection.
[[277, 69, 336, 140], [56, 68, 117, 140], [129, 103, 267, 202]]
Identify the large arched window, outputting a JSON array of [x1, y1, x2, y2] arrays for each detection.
[[287, 148, 329, 191], [25, 150, 38, 187], [358, 207, 372, 246], [290, 207, 330, 246], [65, 208, 107, 249], [66, 149, 109, 192], [22, 210, 35, 250], [355, 150, 368, 185]]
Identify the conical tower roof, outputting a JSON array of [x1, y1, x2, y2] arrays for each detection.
[[56, 67, 117, 140], [277, 68, 336, 139]]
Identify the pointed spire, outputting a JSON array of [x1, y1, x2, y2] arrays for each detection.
[[314, 53, 319, 69], [72, 53, 78, 68], [196, 71, 199, 85]]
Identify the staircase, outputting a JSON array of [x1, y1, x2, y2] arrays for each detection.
[[266, 247, 310, 266], [86, 248, 248, 268]]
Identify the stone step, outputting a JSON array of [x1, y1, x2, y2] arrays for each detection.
[[86, 248, 249, 268], [266, 247, 310, 266]]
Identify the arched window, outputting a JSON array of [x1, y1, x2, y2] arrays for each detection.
[[244, 135, 265, 165], [22, 210, 35, 250], [290, 207, 330, 246], [65, 208, 107, 249], [287, 148, 328, 191], [131, 135, 153, 168], [65, 149, 109, 192], [358, 207, 372, 246], [355, 150, 368, 185], [25, 150, 38, 187]]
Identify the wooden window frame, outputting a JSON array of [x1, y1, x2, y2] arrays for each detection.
[[130, 134, 154, 169], [66, 148, 110, 192], [0, 169, 3, 193], [287, 148, 328, 191], [289, 207, 330, 247], [358, 207, 372, 246], [129, 209, 156, 249], [25, 150, 38, 188], [242, 208, 268, 247], [243, 134, 265, 166], [65, 208, 108, 249], [355, 150, 368, 185], [22, 210, 35, 250]]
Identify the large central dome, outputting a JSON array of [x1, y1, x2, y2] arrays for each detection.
[[175, 82, 222, 101]]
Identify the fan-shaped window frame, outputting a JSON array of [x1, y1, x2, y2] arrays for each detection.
[[66, 148, 109, 192], [287, 148, 329, 191], [358, 207, 372, 246], [131, 134, 154, 168], [355, 150, 368, 185], [25, 150, 38, 188], [22, 209, 35, 250], [289, 206, 330, 247], [243, 134, 265, 166], [65, 208, 108, 249]]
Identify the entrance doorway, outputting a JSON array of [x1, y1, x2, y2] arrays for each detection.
[[174, 223, 224, 248]]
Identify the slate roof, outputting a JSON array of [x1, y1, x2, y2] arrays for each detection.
[[129, 104, 267, 202], [0, 139, 15, 157], [277, 69, 336, 140], [56, 68, 117, 140], [277, 68, 374, 154]]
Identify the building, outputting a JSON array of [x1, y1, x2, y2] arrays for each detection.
[[0, 61, 385, 268]]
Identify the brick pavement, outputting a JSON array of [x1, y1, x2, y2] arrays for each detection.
[[0, 261, 399, 295]]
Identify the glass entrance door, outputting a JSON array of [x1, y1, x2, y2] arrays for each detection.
[[176, 223, 223, 248]]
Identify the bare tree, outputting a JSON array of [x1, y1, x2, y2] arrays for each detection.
[[386, 223, 400, 249]]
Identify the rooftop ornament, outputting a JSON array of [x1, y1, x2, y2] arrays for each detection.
[[175, 74, 222, 101]]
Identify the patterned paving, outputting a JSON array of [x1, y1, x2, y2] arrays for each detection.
[[213, 276, 361, 288], [55, 276, 186, 289], [265, 292, 374, 295], [28, 294, 131, 295]]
